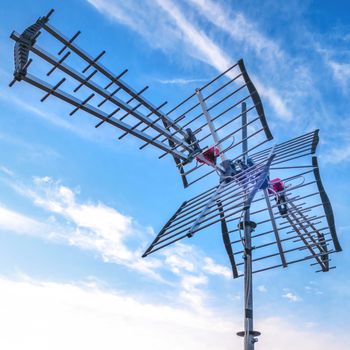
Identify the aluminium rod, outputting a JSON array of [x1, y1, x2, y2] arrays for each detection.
[[103, 68, 128, 90], [230, 215, 325, 243], [17, 39, 191, 153], [292, 229, 329, 244], [253, 139, 314, 163], [226, 196, 321, 227], [225, 190, 319, 226], [286, 214, 326, 270], [187, 182, 226, 236], [235, 239, 331, 268], [42, 23, 187, 138], [178, 127, 266, 176], [140, 70, 245, 150], [96, 85, 149, 127], [145, 203, 324, 257], [194, 94, 255, 138], [228, 203, 322, 227], [156, 82, 250, 153], [241, 97, 257, 350], [164, 60, 240, 116], [252, 143, 315, 167], [185, 137, 269, 187], [249, 130, 316, 159], [196, 88, 226, 162], [253, 140, 314, 164], [289, 200, 327, 242], [196, 114, 261, 159], [251, 135, 315, 162], [168, 161, 276, 228], [270, 165, 316, 170], [97, 86, 122, 108], [118, 101, 168, 139], [20, 73, 187, 159], [287, 202, 328, 253], [248, 250, 336, 276], [154, 83, 256, 156], [144, 71, 246, 149], [263, 188, 287, 267], [142, 201, 188, 257], [272, 152, 319, 166], [285, 220, 324, 235], [157, 155, 276, 241], [232, 228, 330, 256]]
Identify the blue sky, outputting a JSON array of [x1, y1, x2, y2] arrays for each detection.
[[0, 0, 349, 349]]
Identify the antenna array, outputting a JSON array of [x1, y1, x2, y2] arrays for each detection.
[[9, 10, 342, 350]]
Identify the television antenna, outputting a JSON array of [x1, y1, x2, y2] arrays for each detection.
[[9, 10, 342, 350]]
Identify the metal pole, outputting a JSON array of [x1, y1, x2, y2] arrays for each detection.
[[237, 102, 260, 349], [243, 213, 255, 350]]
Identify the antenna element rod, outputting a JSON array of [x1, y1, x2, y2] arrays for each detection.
[[196, 88, 226, 162]]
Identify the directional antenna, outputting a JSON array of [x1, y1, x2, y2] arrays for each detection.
[[10, 10, 342, 350], [143, 129, 341, 273]]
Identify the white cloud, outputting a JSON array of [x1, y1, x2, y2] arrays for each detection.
[[158, 78, 208, 85], [161, 245, 231, 310], [282, 291, 302, 302], [188, 0, 284, 63], [2, 173, 236, 289], [322, 142, 350, 164], [3, 175, 162, 279], [254, 79, 292, 121], [315, 43, 350, 91], [163, 244, 196, 275], [155, 0, 232, 71], [180, 274, 209, 313], [0, 90, 78, 135], [0, 205, 47, 236], [0, 275, 235, 350], [86, 0, 182, 52], [327, 60, 350, 90], [0, 165, 14, 176], [202, 257, 231, 279], [86, 0, 291, 120], [257, 285, 267, 293], [0, 275, 347, 350]]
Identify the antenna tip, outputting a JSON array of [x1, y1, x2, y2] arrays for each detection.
[[47, 9, 55, 18]]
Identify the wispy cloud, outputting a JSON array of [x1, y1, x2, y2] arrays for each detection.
[[202, 257, 231, 279], [86, 0, 292, 120], [1, 171, 234, 300], [282, 291, 302, 302], [0, 275, 346, 350], [0, 275, 236, 350], [0, 205, 47, 236], [0, 90, 79, 135], [188, 0, 284, 64], [328, 61, 350, 90], [2, 174, 162, 279], [257, 285, 268, 293], [157, 78, 208, 85], [322, 143, 350, 164], [154, 0, 232, 70]]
